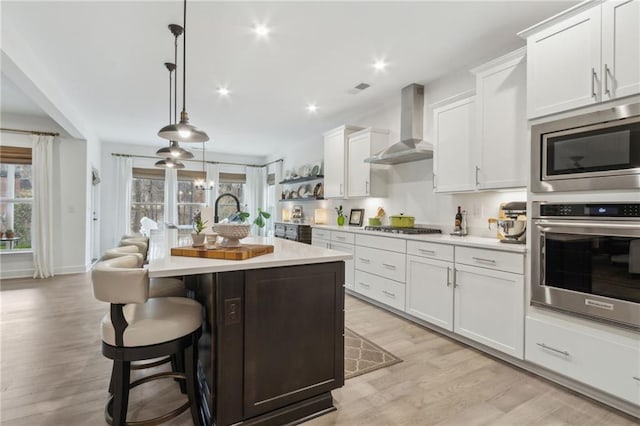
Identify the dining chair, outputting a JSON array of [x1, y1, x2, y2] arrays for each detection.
[[92, 255, 204, 426]]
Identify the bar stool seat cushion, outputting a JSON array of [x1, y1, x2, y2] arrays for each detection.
[[150, 277, 188, 298], [101, 297, 201, 347]]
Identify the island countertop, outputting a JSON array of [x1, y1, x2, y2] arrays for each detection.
[[147, 229, 352, 278]]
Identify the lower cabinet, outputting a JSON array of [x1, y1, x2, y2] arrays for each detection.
[[330, 241, 354, 291], [526, 315, 640, 405], [453, 263, 524, 359], [354, 269, 406, 311], [405, 255, 454, 331]]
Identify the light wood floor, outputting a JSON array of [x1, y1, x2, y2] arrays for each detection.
[[1, 273, 637, 426]]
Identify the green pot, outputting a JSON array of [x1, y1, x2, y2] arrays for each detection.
[[337, 216, 345, 226]]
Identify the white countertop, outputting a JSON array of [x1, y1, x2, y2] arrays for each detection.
[[311, 224, 527, 253], [147, 230, 352, 278]]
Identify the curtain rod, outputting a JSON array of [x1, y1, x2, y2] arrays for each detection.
[[111, 152, 282, 168], [0, 127, 60, 137]]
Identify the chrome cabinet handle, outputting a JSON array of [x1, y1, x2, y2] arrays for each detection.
[[418, 248, 436, 255], [446, 267, 451, 287], [335, 236, 346, 240], [453, 268, 458, 288], [604, 64, 610, 95], [591, 68, 597, 99], [358, 282, 370, 289], [633, 376, 640, 382], [365, 180, 369, 194], [358, 257, 371, 264], [382, 263, 397, 270], [432, 173, 436, 189], [475, 166, 480, 186], [382, 290, 396, 298], [537, 342, 570, 357], [472, 257, 496, 264]]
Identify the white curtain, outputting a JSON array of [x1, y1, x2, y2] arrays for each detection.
[[245, 166, 267, 236], [164, 167, 178, 226], [205, 162, 219, 208], [114, 156, 132, 242], [32, 135, 54, 278]]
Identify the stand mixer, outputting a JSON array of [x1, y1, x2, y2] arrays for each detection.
[[488, 202, 526, 244]]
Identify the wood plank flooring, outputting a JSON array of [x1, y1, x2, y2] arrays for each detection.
[[1, 273, 637, 425]]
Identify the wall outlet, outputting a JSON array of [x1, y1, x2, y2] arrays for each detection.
[[472, 204, 483, 218], [224, 298, 241, 325]]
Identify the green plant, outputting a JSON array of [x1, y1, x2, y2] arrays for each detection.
[[335, 205, 345, 218], [235, 208, 271, 228], [192, 212, 208, 234]]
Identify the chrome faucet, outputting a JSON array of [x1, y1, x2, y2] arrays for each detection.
[[214, 193, 240, 223]]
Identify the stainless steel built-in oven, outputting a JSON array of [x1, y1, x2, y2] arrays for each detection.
[[531, 102, 640, 192], [531, 202, 640, 330]]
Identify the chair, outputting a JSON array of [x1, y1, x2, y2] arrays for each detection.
[[119, 238, 149, 262], [92, 256, 203, 426], [140, 217, 159, 237]]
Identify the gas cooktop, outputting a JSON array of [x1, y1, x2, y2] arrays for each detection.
[[363, 226, 442, 235]]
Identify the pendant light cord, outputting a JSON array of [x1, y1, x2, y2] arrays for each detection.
[[182, 0, 187, 114], [174, 30, 179, 123]]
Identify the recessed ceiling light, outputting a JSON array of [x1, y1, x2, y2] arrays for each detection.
[[306, 104, 318, 113], [253, 23, 271, 39], [217, 87, 230, 97], [373, 59, 388, 72]]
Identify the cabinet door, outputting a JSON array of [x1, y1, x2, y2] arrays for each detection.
[[602, 0, 640, 100], [434, 96, 476, 193], [406, 255, 454, 331], [453, 264, 524, 359], [475, 52, 528, 189], [347, 133, 371, 197], [323, 131, 346, 198], [526, 6, 601, 118], [330, 241, 354, 291]]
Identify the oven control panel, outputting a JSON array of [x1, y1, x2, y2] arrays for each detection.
[[539, 203, 640, 218]]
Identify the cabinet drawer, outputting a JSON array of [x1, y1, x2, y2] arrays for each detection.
[[455, 246, 523, 274], [526, 316, 640, 405], [407, 240, 454, 262], [312, 228, 330, 241], [355, 246, 406, 283], [354, 269, 405, 312], [311, 239, 329, 249], [331, 231, 355, 245], [275, 224, 286, 238], [331, 242, 355, 291], [355, 234, 406, 253]]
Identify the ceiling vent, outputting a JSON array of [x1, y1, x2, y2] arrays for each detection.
[[347, 82, 371, 94]]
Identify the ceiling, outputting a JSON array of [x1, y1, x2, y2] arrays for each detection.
[[1, 1, 578, 157], [1, 74, 48, 117]]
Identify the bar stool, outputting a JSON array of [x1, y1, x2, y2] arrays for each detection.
[[119, 238, 149, 261], [92, 256, 204, 426]]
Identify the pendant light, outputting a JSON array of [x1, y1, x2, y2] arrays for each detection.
[[154, 157, 185, 169], [155, 62, 187, 169], [158, 0, 209, 143], [156, 25, 193, 160], [194, 141, 214, 190]]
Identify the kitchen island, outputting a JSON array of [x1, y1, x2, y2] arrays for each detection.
[[147, 231, 350, 426]]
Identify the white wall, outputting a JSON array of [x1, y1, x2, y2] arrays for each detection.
[[276, 56, 527, 236], [1, 113, 92, 278]]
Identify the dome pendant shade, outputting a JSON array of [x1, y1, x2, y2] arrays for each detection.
[[155, 140, 194, 159], [155, 158, 185, 169], [158, 111, 209, 143]]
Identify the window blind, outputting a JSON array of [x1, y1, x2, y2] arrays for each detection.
[[0, 146, 32, 165]]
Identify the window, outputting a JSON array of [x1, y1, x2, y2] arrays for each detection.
[[131, 168, 164, 234], [217, 172, 245, 221], [177, 170, 206, 226], [0, 146, 32, 250]]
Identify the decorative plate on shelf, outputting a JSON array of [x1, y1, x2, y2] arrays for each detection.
[[290, 190, 298, 199], [313, 182, 323, 198], [311, 164, 320, 176]]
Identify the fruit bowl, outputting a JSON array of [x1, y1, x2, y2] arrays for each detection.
[[213, 223, 251, 247]]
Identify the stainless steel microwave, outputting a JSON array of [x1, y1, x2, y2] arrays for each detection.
[[531, 103, 640, 192]]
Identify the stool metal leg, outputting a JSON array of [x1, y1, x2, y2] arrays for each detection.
[[185, 340, 203, 426], [111, 360, 131, 426], [170, 351, 187, 394]]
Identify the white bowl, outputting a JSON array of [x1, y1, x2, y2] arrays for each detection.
[[213, 223, 251, 247]]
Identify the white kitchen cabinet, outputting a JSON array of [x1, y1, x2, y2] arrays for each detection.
[[526, 314, 640, 405], [433, 95, 476, 193], [453, 263, 525, 359], [355, 245, 406, 283], [522, 0, 640, 118], [311, 228, 330, 248], [406, 255, 454, 331], [330, 231, 355, 291], [347, 128, 388, 197], [471, 48, 528, 189], [323, 125, 362, 198], [354, 269, 406, 312]]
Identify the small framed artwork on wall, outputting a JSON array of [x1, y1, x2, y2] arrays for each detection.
[[349, 209, 364, 226]]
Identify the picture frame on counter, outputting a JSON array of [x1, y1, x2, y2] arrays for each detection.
[[349, 209, 364, 226]]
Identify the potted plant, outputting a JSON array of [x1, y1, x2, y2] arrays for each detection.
[[236, 207, 271, 236], [335, 205, 346, 226], [192, 212, 208, 247]]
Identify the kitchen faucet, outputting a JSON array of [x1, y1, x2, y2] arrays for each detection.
[[214, 193, 241, 223]]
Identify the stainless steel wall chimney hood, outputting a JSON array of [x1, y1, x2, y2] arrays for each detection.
[[365, 83, 433, 165]]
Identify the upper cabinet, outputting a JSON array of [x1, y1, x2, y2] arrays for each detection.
[[347, 128, 388, 197], [471, 48, 528, 189], [323, 125, 362, 198], [521, 0, 640, 118], [433, 95, 476, 193]]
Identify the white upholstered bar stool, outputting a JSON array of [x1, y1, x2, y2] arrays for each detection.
[[101, 246, 187, 298], [119, 238, 149, 262], [92, 256, 204, 426]]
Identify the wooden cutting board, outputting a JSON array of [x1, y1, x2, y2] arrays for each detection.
[[171, 244, 274, 260]]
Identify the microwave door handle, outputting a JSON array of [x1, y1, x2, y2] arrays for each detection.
[[535, 220, 640, 232]]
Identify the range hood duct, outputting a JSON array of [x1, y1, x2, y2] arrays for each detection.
[[365, 83, 433, 165]]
